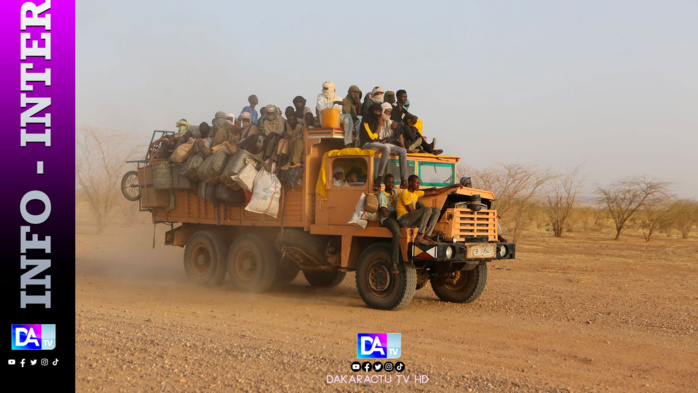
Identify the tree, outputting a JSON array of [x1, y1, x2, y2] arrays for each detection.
[[76, 126, 138, 233], [667, 200, 698, 239], [595, 177, 669, 240], [542, 167, 583, 237], [639, 197, 673, 242], [461, 163, 553, 242]]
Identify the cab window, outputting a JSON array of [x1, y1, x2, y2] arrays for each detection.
[[330, 158, 367, 188], [419, 162, 455, 187]]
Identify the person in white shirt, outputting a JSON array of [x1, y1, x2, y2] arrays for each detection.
[[316, 81, 355, 146]]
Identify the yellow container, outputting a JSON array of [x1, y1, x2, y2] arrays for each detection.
[[321, 108, 341, 128]]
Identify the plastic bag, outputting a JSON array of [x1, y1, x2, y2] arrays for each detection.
[[348, 193, 369, 229], [244, 168, 281, 218]]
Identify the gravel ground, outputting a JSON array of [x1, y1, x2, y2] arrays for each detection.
[[76, 217, 698, 392]]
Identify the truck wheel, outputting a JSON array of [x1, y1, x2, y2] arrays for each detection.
[[355, 243, 417, 310], [183, 231, 227, 286], [303, 270, 346, 288], [227, 234, 277, 292], [430, 264, 487, 303], [274, 259, 300, 286], [120, 170, 140, 201]]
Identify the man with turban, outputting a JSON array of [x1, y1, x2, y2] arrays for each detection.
[[292, 96, 307, 120], [315, 81, 355, 146], [259, 104, 286, 163], [237, 112, 261, 153], [343, 85, 363, 138], [362, 86, 385, 118], [384, 91, 396, 106]]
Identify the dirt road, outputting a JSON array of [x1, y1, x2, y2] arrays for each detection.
[[76, 216, 698, 392]]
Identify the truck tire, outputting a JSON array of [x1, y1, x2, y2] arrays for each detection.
[[120, 170, 140, 201], [227, 234, 277, 292], [430, 264, 487, 303], [303, 270, 346, 288], [183, 230, 227, 286], [274, 259, 300, 286], [355, 243, 417, 310]]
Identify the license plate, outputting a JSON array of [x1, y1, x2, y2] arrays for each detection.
[[466, 244, 495, 259]]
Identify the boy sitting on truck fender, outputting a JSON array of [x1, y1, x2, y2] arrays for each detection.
[[396, 175, 461, 245], [378, 174, 401, 274]]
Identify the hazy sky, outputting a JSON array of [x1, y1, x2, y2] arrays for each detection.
[[76, 1, 698, 199]]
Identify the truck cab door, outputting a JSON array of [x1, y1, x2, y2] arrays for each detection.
[[322, 156, 370, 227]]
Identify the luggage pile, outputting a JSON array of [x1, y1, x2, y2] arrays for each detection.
[[138, 146, 284, 218]]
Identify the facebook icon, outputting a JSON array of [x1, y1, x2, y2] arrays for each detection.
[[357, 333, 401, 359]]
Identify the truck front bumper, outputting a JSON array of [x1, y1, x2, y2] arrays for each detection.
[[409, 242, 515, 262]]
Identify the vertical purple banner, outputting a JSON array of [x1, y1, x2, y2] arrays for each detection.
[[0, 0, 75, 387]]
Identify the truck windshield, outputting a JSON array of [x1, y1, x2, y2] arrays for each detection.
[[419, 162, 455, 187], [373, 158, 416, 186]]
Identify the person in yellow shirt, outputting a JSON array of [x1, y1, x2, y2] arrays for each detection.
[[396, 175, 462, 245]]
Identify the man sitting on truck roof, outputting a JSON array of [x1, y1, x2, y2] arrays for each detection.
[[316, 81, 356, 146], [292, 96, 307, 120], [384, 91, 396, 106], [237, 112, 261, 153], [303, 108, 319, 128], [360, 103, 409, 192], [392, 90, 442, 155], [378, 174, 402, 274], [343, 85, 363, 137], [239, 95, 259, 125], [397, 175, 462, 245], [362, 86, 385, 118], [259, 105, 286, 164], [278, 112, 304, 171]]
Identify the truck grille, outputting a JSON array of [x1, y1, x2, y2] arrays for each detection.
[[455, 209, 497, 241]]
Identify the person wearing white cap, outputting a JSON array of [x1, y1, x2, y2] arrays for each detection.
[[316, 81, 356, 146], [332, 166, 347, 187]]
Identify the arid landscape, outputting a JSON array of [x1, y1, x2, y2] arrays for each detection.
[[75, 202, 698, 392]]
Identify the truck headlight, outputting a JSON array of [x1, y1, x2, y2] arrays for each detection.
[[451, 236, 458, 243], [445, 246, 454, 259], [498, 245, 507, 257]]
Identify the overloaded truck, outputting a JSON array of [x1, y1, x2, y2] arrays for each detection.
[[121, 127, 515, 310]]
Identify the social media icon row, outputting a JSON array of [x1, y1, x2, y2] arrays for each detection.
[[351, 361, 405, 373], [8, 358, 58, 367]]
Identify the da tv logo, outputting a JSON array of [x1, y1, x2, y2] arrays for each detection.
[[357, 333, 401, 359], [11, 324, 56, 350]]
